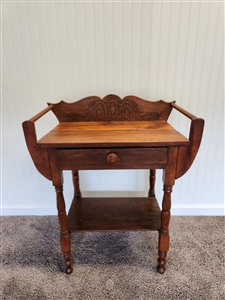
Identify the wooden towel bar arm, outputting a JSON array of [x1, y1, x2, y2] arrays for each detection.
[[171, 103, 204, 179], [22, 104, 55, 180], [27, 104, 55, 123]]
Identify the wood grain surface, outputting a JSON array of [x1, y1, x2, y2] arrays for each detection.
[[67, 197, 161, 232], [37, 121, 189, 148]]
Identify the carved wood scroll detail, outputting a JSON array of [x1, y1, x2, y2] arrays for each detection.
[[48, 94, 175, 122], [67, 95, 159, 122]]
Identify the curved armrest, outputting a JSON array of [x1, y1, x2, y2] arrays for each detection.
[[171, 103, 204, 179], [22, 105, 55, 180]]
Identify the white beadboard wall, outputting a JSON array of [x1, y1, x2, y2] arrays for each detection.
[[2, 1, 224, 215]]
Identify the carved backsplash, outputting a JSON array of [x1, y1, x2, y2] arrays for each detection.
[[67, 95, 160, 121], [48, 94, 175, 122]]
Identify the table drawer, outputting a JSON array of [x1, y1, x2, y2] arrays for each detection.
[[54, 148, 167, 170]]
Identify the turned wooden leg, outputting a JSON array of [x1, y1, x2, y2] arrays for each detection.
[[157, 147, 178, 274], [55, 186, 73, 274], [157, 185, 172, 274], [148, 169, 156, 197], [72, 170, 82, 198]]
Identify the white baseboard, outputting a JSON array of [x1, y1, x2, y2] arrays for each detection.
[[1, 206, 57, 216], [171, 205, 224, 216], [1, 205, 224, 216]]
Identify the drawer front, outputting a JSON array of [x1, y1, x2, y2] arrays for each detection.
[[54, 148, 167, 170]]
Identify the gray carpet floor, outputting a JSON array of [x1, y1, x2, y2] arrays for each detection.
[[0, 216, 224, 300]]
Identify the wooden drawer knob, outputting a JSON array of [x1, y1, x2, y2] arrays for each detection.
[[107, 153, 118, 164]]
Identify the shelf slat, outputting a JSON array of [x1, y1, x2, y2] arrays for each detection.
[[67, 197, 161, 232]]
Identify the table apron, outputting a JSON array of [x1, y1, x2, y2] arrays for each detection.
[[51, 148, 168, 170]]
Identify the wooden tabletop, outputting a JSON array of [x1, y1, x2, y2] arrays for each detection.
[[36, 121, 189, 148]]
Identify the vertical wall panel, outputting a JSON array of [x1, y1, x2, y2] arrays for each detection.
[[92, 3, 105, 96], [112, 3, 123, 94], [139, 2, 152, 97], [121, 2, 133, 94], [2, 1, 224, 215], [148, 3, 162, 99]]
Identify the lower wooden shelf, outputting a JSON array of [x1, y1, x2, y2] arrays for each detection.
[[67, 197, 161, 232]]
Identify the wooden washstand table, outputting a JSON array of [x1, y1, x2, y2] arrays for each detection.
[[22, 94, 204, 274]]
